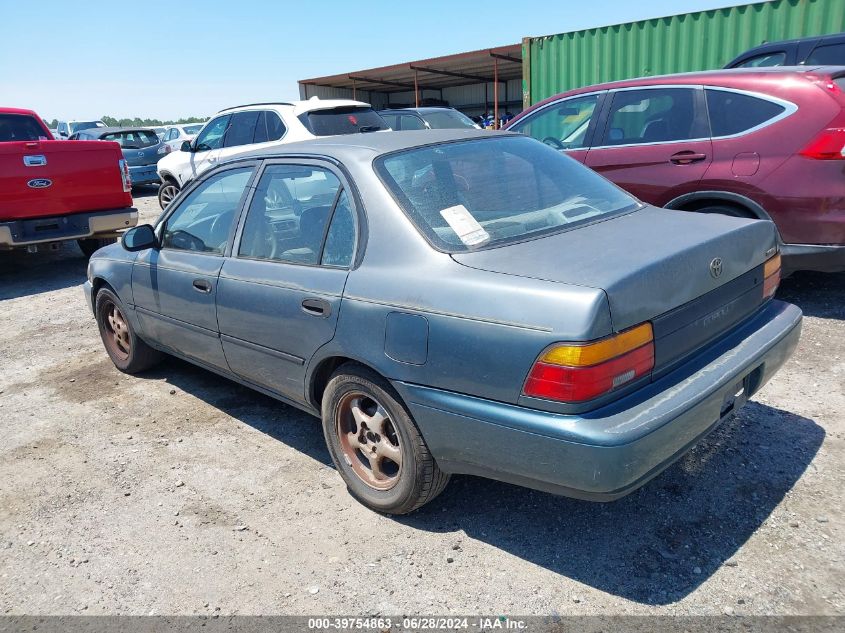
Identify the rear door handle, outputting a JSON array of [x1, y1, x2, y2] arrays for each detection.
[[301, 298, 331, 317], [670, 151, 707, 165], [192, 279, 212, 293]]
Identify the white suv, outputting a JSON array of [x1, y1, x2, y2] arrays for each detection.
[[155, 99, 387, 208]]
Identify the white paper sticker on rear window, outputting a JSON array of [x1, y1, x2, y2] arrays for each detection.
[[439, 205, 490, 246]]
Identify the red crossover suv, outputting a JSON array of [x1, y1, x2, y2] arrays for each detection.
[[505, 67, 845, 274]]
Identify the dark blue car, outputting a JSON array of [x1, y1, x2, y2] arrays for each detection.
[[71, 126, 163, 186]]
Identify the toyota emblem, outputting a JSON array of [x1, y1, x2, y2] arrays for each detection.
[[710, 257, 723, 278]]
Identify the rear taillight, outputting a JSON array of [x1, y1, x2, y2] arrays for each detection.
[[119, 158, 132, 191], [763, 252, 781, 299], [523, 322, 655, 403], [800, 127, 845, 160]]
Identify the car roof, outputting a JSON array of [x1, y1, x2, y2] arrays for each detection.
[[225, 129, 512, 161], [380, 107, 457, 114], [0, 107, 40, 117], [216, 99, 373, 117], [738, 31, 845, 53], [83, 126, 157, 136]]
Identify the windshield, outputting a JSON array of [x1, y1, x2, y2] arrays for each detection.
[[422, 110, 478, 130], [183, 124, 204, 135], [69, 121, 104, 134], [376, 136, 639, 252], [0, 114, 50, 141], [300, 107, 386, 136], [102, 130, 159, 149]]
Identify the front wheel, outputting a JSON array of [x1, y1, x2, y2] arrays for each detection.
[[95, 288, 162, 373], [321, 364, 450, 514], [158, 180, 180, 209], [78, 237, 116, 258]]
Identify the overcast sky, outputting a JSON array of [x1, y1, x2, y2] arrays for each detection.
[[0, 0, 766, 121]]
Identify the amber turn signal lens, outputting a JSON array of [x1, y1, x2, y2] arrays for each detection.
[[540, 322, 654, 367], [763, 252, 781, 299]]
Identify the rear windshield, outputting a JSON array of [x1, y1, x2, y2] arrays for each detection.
[[376, 135, 639, 252], [0, 114, 50, 141], [300, 107, 387, 136], [423, 110, 478, 130], [183, 124, 204, 134], [101, 130, 159, 149]]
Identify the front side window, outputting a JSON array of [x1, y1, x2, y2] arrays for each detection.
[[161, 167, 253, 254], [376, 136, 638, 253], [734, 52, 787, 68], [601, 88, 698, 146], [705, 89, 787, 137], [238, 165, 351, 265], [509, 94, 600, 150], [224, 111, 260, 148], [194, 115, 231, 151]]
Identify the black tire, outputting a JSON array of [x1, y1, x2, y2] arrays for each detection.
[[94, 287, 162, 374], [77, 237, 116, 258], [691, 204, 754, 219], [158, 179, 180, 209], [321, 363, 450, 514]]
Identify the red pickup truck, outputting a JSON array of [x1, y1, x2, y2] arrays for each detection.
[[0, 107, 137, 256]]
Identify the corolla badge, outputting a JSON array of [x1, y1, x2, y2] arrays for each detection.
[[709, 257, 723, 278], [27, 178, 52, 189]]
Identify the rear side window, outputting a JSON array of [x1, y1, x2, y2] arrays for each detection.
[[601, 88, 699, 146], [399, 114, 426, 130], [253, 111, 287, 144], [423, 110, 478, 130], [225, 111, 260, 148], [0, 114, 49, 141], [705, 89, 786, 137], [733, 52, 787, 68], [299, 107, 387, 136], [102, 130, 159, 148], [805, 43, 845, 65], [380, 113, 398, 129]]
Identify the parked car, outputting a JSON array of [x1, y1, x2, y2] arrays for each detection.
[[159, 122, 206, 155], [85, 130, 799, 514], [504, 66, 845, 274], [0, 108, 135, 257], [378, 107, 480, 130], [55, 119, 106, 139], [151, 126, 166, 139], [155, 99, 387, 209], [70, 127, 164, 186], [726, 31, 845, 68]]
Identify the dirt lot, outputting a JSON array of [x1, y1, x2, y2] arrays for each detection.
[[0, 187, 843, 616]]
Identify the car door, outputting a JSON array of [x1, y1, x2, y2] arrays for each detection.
[[219, 110, 260, 162], [584, 86, 712, 205], [216, 161, 358, 403], [180, 114, 231, 185], [506, 92, 605, 163], [131, 164, 257, 370]]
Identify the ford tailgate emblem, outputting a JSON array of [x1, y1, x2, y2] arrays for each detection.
[[710, 257, 723, 278], [27, 178, 52, 189]]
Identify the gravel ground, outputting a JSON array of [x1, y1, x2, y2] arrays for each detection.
[[0, 187, 842, 616]]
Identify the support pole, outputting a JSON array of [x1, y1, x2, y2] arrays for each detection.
[[493, 58, 499, 130], [352, 78, 356, 101], [414, 70, 419, 107]]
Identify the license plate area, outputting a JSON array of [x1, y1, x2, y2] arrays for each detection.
[[720, 363, 763, 418]]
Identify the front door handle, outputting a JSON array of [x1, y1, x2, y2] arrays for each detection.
[[301, 298, 331, 317], [192, 279, 212, 293], [670, 151, 707, 165]]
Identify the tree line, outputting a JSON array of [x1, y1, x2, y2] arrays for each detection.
[[43, 115, 207, 128]]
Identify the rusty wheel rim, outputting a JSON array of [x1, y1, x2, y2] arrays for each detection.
[[336, 392, 402, 491], [101, 300, 131, 361]]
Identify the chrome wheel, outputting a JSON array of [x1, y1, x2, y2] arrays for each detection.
[[159, 183, 179, 208], [336, 392, 402, 491]]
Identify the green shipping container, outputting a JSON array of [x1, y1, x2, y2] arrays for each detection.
[[523, 0, 845, 107]]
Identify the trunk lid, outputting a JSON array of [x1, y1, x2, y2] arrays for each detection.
[[0, 140, 132, 221], [453, 206, 776, 365]]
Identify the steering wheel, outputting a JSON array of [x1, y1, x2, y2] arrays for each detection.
[[167, 230, 204, 251], [542, 137, 565, 150]]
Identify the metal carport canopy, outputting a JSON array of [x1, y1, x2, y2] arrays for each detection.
[[298, 43, 522, 119]]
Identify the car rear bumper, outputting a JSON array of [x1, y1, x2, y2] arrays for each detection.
[[392, 300, 802, 501], [129, 164, 160, 185], [781, 243, 845, 274], [0, 208, 138, 249]]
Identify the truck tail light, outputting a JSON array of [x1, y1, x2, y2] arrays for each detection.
[[119, 159, 132, 191], [763, 252, 781, 299], [523, 322, 654, 403], [799, 127, 845, 160]]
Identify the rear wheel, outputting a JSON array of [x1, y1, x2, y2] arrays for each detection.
[[321, 364, 450, 514], [95, 288, 162, 373], [158, 179, 180, 209], [77, 237, 116, 258], [687, 204, 754, 219]]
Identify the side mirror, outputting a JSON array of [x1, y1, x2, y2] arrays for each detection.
[[122, 224, 158, 252], [180, 140, 193, 152]]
